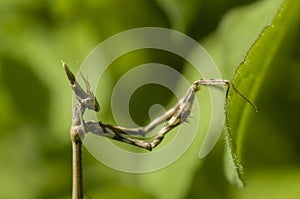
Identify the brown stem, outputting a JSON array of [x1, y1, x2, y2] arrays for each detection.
[[71, 134, 83, 199]]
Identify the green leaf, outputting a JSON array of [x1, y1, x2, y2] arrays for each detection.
[[203, 0, 285, 78], [224, 0, 300, 186]]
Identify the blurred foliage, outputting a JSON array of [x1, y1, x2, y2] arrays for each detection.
[[0, 0, 300, 199]]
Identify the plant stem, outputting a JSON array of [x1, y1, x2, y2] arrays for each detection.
[[71, 133, 83, 199]]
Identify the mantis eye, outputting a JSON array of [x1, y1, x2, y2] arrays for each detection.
[[81, 97, 100, 111]]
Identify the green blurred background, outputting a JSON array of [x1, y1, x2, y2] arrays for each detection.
[[1, 0, 300, 198]]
